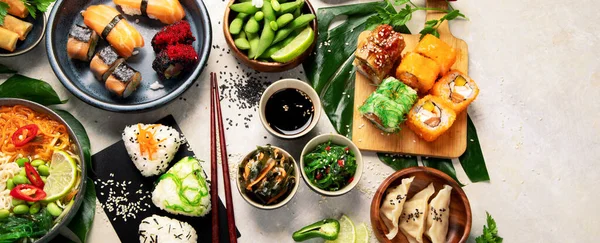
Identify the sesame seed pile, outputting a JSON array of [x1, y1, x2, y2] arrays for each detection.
[[95, 173, 152, 222]]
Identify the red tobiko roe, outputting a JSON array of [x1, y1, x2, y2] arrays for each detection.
[[165, 44, 198, 61], [151, 21, 195, 53]]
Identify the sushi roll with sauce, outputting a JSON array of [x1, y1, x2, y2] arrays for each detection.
[[359, 77, 417, 133], [354, 24, 405, 85], [114, 0, 185, 25], [90, 46, 124, 81], [152, 44, 198, 80], [67, 25, 99, 61], [151, 21, 195, 53], [139, 215, 198, 243], [415, 34, 456, 76], [407, 95, 457, 142], [105, 61, 142, 98], [431, 70, 479, 114], [152, 157, 211, 217], [122, 124, 181, 177], [395, 52, 440, 94]]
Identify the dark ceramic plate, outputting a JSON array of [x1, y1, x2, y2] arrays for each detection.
[[46, 0, 211, 112], [0, 12, 46, 57]]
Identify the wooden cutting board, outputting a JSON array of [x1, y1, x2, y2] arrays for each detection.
[[352, 0, 469, 158]]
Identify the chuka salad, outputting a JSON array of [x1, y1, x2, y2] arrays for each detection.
[[303, 141, 357, 191]]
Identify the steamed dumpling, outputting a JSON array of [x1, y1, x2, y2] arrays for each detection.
[[425, 185, 452, 243], [380, 176, 414, 239], [400, 183, 435, 243]]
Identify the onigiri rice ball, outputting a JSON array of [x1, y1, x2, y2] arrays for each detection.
[[122, 124, 181, 177], [139, 214, 197, 243], [152, 156, 211, 217]]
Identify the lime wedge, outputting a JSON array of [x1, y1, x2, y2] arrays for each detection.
[[326, 215, 356, 243], [355, 223, 370, 243], [271, 26, 314, 63], [43, 151, 77, 202]]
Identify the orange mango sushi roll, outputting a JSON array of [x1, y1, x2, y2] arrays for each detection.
[[114, 0, 186, 25], [82, 5, 145, 58], [415, 34, 456, 76], [395, 52, 440, 94], [431, 70, 479, 114], [407, 95, 456, 142], [0, 0, 28, 18]]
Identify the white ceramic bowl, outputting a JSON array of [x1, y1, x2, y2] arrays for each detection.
[[236, 146, 300, 210], [300, 133, 363, 197], [259, 79, 321, 139]]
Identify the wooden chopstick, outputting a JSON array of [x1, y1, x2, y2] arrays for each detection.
[[209, 72, 219, 243], [212, 73, 238, 243]]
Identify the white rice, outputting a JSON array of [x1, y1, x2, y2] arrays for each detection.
[[139, 214, 197, 243], [122, 124, 181, 177]]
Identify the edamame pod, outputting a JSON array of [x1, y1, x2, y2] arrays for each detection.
[[15, 158, 28, 167], [270, 21, 279, 31], [247, 32, 260, 59], [47, 202, 63, 217], [244, 18, 260, 34], [31, 159, 45, 167], [276, 13, 294, 28], [13, 204, 29, 215], [293, 0, 304, 18], [0, 209, 9, 219], [230, 2, 260, 14], [272, 14, 314, 44], [229, 13, 249, 35], [29, 202, 40, 214], [12, 199, 25, 206], [255, 22, 275, 58], [262, 0, 276, 21], [6, 178, 14, 190], [271, 0, 281, 11], [37, 164, 49, 176], [279, 0, 302, 14], [254, 11, 264, 21], [12, 174, 28, 185], [235, 32, 251, 50]]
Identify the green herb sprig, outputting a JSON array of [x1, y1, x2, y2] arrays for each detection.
[[366, 0, 467, 39], [475, 212, 503, 243]]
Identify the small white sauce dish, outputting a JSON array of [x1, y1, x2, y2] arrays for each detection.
[[300, 133, 363, 197], [259, 78, 321, 139]]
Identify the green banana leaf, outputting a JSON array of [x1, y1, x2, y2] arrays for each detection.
[[0, 64, 16, 74], [421, 157, 465, 187], [303, 1, 408, 137], [377, 153, 417, 171], [0, 70, 95, 243], [305, 2, 490, 184]]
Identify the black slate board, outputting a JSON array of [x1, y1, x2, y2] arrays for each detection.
[[90, 115, 240, 242]]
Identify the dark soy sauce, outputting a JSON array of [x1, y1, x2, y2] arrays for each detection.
[[265, 88, 314, 135]]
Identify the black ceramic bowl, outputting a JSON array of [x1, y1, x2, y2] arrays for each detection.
[[46, 0, 211, 112], [0, 98, 87, 243], [0, 12, 46, 57]]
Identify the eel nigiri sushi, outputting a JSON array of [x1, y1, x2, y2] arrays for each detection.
[[354, 24, 405, 85], [151, 20, 195, 53], [114, 0, 185, 25], [431, 70, 479, 114], [139, 215, 198, 243], [123, 123, 181, 176], [407, 95, 457, 142], [90, 46, 124, 81], [105, 61, 142, 98], [67, 25, 99, 61], [152, 157, 211, 217], [82, 5, 145, 58]]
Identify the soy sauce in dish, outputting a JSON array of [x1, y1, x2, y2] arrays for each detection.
[[265, 88, 314, 135]]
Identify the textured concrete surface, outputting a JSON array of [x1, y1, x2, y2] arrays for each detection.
[[2, 0, 599, 242]]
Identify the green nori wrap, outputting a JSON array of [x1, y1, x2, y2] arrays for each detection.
[[359, 77, 417, 133]]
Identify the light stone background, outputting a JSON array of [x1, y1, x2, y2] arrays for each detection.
[[2, 0, 599, 242]]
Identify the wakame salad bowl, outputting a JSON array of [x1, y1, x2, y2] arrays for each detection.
[[0, 98, 87, 243]]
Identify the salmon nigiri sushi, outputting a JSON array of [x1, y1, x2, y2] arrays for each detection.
[[114, 0, 185, 25], [82, 5, 145, 58]]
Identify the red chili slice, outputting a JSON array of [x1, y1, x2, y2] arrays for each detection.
[[325, 146, 331, 151], [348, 177, 354, 184], [11, 124, 39, 147], [25, 162, 44, 188], [337, 160, 344, 167], [10, 184, 46, 202]]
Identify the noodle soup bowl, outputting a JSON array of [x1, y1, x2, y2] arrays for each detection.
[[0, 98, 87, 243]]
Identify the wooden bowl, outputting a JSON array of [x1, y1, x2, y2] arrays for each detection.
[[223, 0, 318, 72], [370, 167, 471, 243]]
